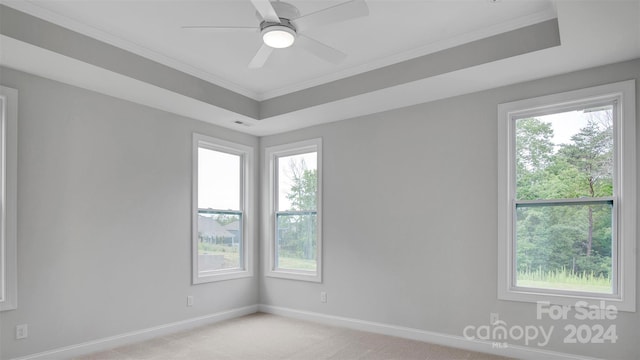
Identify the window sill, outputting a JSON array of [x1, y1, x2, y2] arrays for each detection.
[[193, 269, 253, 284], [266, 269, 322, 283], [498, 287, 635, 312]]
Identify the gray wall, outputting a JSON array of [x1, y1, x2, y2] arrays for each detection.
[[1, 59, 638, 359], [259, 59, 640, 360], [0, 67, 260, 359]]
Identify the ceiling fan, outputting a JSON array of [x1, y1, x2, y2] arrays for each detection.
[[182, 0, 369, 69]]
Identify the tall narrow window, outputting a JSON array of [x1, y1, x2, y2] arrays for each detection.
[[0, 85, 17, 311], [192, 134, 253, 284], [265, 139, 322, 282], [498, 81, 636, 311]]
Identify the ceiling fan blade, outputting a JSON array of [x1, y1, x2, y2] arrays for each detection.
[[250, 0, 281, 23], [181, 26, 257, 32], [297, 35, 346, 64], [248, 44, 274, 69], [293, 0, 369, 32]]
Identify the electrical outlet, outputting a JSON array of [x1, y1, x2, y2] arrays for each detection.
[[16, 324, 28, 339], [490, 313, 500, 325], [187, 296, 194, 307], [320, 291, 327, 303]]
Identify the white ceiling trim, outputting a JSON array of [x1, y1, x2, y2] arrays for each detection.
[[0, 35, 259, 133], [2, 1, 636, 138], [0, 0, 261, 100], [1, 0, 556, 102], [258, 6, 558, 100], [2, 25, 638, 137]]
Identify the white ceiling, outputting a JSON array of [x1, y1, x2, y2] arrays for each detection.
[[5, 0, 559, 100], [1, 0, 639, 135]]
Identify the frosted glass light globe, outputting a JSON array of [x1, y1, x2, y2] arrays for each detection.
[[262, 26, 296, 48]]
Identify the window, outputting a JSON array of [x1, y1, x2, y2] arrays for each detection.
[[265, 139, 322, 282], [0, 86, 17, 311], [192, 134, 253, 284], [498, 80, 636, 311]]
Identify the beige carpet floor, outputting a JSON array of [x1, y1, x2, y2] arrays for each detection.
[[75, 313, 513, 360]]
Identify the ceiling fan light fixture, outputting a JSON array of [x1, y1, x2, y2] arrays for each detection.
[[262, 25, 296, 48]]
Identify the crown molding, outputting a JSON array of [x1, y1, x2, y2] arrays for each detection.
[[258, 8, 557, 100], [2, 0, 556, 102], [0, 0, 261, 100]]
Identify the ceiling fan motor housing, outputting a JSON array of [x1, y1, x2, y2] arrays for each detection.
[[260, 18, 296, 33], [257, 2, 299, 48], [255, 1, 300, 21], [260, 18, 297, 48]]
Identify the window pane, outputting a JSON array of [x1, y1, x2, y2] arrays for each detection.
[[515, 202, 613, 294], [198, 148, 240, 210], [276, 212, 317, 271], [277, 152, 317, 211], [515, 105, 613, 201], [198, 211, 242, 272]]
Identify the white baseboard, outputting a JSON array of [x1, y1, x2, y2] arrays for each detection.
[[12, 305, 258, 360], [11, 303, 602, 360], [258, 304, 601, 360]]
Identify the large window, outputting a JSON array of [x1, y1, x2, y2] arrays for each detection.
[[498, 80, 636, 311], [265, 139, 322, 282], [192, 134, 253, 284], [0, 85, 17, 311]]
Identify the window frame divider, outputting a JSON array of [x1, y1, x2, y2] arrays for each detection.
[[264, 138, 323, 283], [191, 133, 254, 285], [497, 80, 636, 312]]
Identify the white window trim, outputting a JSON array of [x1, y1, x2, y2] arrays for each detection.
[[192, 133, 254, 284], [497, 80, 636, 312], [0, 85, 18, 311], [265, 138, 323, 283]]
